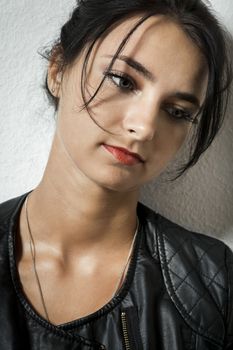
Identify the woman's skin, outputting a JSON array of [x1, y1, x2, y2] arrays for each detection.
[[17, 15, 208, 324]]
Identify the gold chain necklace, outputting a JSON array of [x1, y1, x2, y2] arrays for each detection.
[[24, 194, 139, 323], [25, 195, 50, 321]]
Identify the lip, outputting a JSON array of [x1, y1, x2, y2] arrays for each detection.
[[103, 144, 144, 166]]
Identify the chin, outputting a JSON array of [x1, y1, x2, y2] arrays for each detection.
[[80, 159, 148, 192], [88, 171, 141, 193], [104, 183, 140, 193], [98, 178, 140, 193]]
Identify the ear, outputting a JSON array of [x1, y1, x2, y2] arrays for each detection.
[[47, 46, 64, 98]]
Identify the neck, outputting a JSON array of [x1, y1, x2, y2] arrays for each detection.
[[22, 133, 139, 256]]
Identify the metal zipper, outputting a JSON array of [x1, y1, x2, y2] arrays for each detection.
[[121, 311, 132, 350]]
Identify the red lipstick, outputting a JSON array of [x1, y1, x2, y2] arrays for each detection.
[[103, 144, 143, 166]]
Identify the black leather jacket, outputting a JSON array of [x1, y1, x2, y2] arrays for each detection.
[[0, 192, 233, 349]]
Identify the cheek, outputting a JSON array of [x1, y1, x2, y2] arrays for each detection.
[[145, 126, 190, 180], [172, 123, 191, 149], [149, 122, 191, 173], [84, 97, 125, 133], [160, 119, 191, 151]]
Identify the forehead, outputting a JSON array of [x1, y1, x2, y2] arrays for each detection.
[[90, 14, 208, 97]]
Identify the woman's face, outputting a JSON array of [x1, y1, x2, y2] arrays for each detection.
[[51, 15, 208, 192]]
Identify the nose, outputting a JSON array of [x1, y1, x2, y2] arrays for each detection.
[[122, 96, 159, 142]]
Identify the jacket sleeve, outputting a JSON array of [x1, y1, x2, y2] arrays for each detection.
[[225, 245, 233, 349]]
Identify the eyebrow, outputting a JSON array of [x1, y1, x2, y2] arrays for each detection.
[[173, 92, 201, 109], [104, 54, 156, 82], [104, 54, 201, 108]]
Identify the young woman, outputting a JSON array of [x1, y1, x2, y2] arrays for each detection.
[[0, 0, 232, 349]]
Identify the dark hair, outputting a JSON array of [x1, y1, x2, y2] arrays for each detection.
[[41, 0, 232, 177]]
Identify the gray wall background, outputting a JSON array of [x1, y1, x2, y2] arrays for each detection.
[[0, 1, 233, 248]]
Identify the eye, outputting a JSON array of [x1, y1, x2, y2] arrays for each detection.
[[103, 70, 136, 93], [164, 105, 198, 124]]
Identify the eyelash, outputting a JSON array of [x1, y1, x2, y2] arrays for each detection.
[[163, 106, 198, 124], [103, 70, 136, 93], [103, 70, 198, 124]]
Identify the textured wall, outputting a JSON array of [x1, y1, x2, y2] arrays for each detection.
[[0, 1, 233, 248]]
